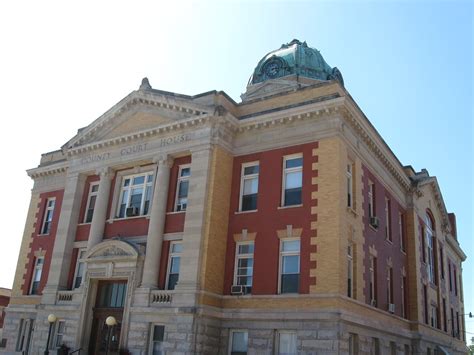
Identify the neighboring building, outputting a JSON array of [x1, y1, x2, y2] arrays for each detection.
[[0, 288, 11, 347], [2, 39, 467, 354]]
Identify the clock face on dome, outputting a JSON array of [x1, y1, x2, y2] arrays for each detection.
[[264, 60, 281, 78]]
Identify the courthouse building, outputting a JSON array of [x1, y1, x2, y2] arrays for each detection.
[[2, 40, 467, 354]]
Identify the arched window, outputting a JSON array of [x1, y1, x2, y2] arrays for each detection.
[[425, 213, 436, 284]]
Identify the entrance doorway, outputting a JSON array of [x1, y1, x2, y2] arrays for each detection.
[[89, 281, 127, 355]]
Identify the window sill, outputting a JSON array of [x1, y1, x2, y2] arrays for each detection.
[[385, 239, 393, 245], [368, 224, 378, 232], [77, 222, 91, 226], [278, 204, 303, 210], [235, 209, 258, 215], [107, 215, 149, 223], [166, 211, 186, 215], [37, 233, 50, 237], [347, 207, 358, 217]]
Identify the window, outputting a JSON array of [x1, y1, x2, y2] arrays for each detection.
[[402, 275, 407, 318], [97, 282, 126, 308], [229, 330, 248, 355], [453, 266, 458, 296], [442, 298, 447, 332], [278, 331, 296, 355], [84, 182, 99, 223], [150, 325, 165, 355], [423, 286, 428, 324], [456, 311, 460, 339], [450, 308, 455, 337], [368, 181, 375, 218], [347, 164, 354, 208], [347, 244, 353, 298], [117, 172, 153, 218], [166, 242, 182, 290], [399, 212, 405, 252], [421, 226, 426, 263], [369, 256, 377, 306], [73, 249, 86, 289], [426, 215, 435, 283], [41, 198, 56, 234], [16, 319, 33, 353], [349, 333, 358, 355], [239, 162, 259, 211], [51, 320, 65, 348], [233, 242, 254, 292], [279, 239, 300, 294], [175, 166, 190, 211], [430, 305, 438, 328], [30, 257, 44, 295], [282, 155, 303, 207], [439, 246, 445, 279], [372, 338, 380, 355], [385, 198, 391, 242], [404, 344, 410, 355], [390, 342, 396, 355], [387, 267, 394, 307], [448, 262, 452, 291]]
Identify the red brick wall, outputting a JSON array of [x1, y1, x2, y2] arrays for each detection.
[[22, 190, 64, 295], [224, 142, 318, 295], [362, 165, 408, 317]]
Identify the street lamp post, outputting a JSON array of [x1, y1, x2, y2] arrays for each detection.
[[105, 316, 117, 355], [44, 314, 57, 355]]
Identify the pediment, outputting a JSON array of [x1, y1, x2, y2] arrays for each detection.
[[64, 90, 210, 149], [86, 240, 139, 261]]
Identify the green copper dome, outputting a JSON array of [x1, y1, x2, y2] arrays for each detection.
[[249, 39, 343, 86]]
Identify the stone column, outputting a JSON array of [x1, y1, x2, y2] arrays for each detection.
[[87, 168, 114, 250], [42, 172, 86, 304], [174, 146, 213, 305], [141, 156, 173, 288]]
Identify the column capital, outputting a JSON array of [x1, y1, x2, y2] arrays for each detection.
[[95, 167, 114, 180], [153, 154, 173, 168]]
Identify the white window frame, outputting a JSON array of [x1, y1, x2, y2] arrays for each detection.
[[426, 215, 435, 283], [174, 165, 191, 212], [385, 197, 391, 242], [277, 331, 297, 355], [347, 163, 353, 209], [278, 238, 300, 294], [73, 248, 87, 289], [165, 241, 182, 290], [40, 198, 56, 235], [233, 241, 254, 289], [368, 181, 375, 218], [369, 256, 376, 306], [238, 161, 259, 212], [228, 329, 248, 355], [30, 257, 44, 295], [281, 154, 303, 207], [347, 243, 353, 298], [399, 212, 405, 252], [16, 319, 34, 352], [116, 171, 154, 218], [149, 324, 165, 355], [84, 182, 99, 223]]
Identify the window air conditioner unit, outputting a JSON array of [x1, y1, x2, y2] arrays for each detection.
[[370, 299, 377, 307], [126, 207, 140, 217], [370, 216, 379, 228], [177, 203, 187, 212], [231, 285, 245, 295], [388, 303, 395, 313]]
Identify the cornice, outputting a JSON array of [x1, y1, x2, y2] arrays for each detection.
[[236, 97, 345, 133], [27, 161, 68, 179], [66, 90, 212, 149], [340, 100, 411, 192], [446, 233, 466, 262]]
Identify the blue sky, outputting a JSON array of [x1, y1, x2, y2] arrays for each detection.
[[0, 0, 472, 342]]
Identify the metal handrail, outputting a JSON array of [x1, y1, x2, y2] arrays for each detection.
[[69, 348, 82, 354]]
